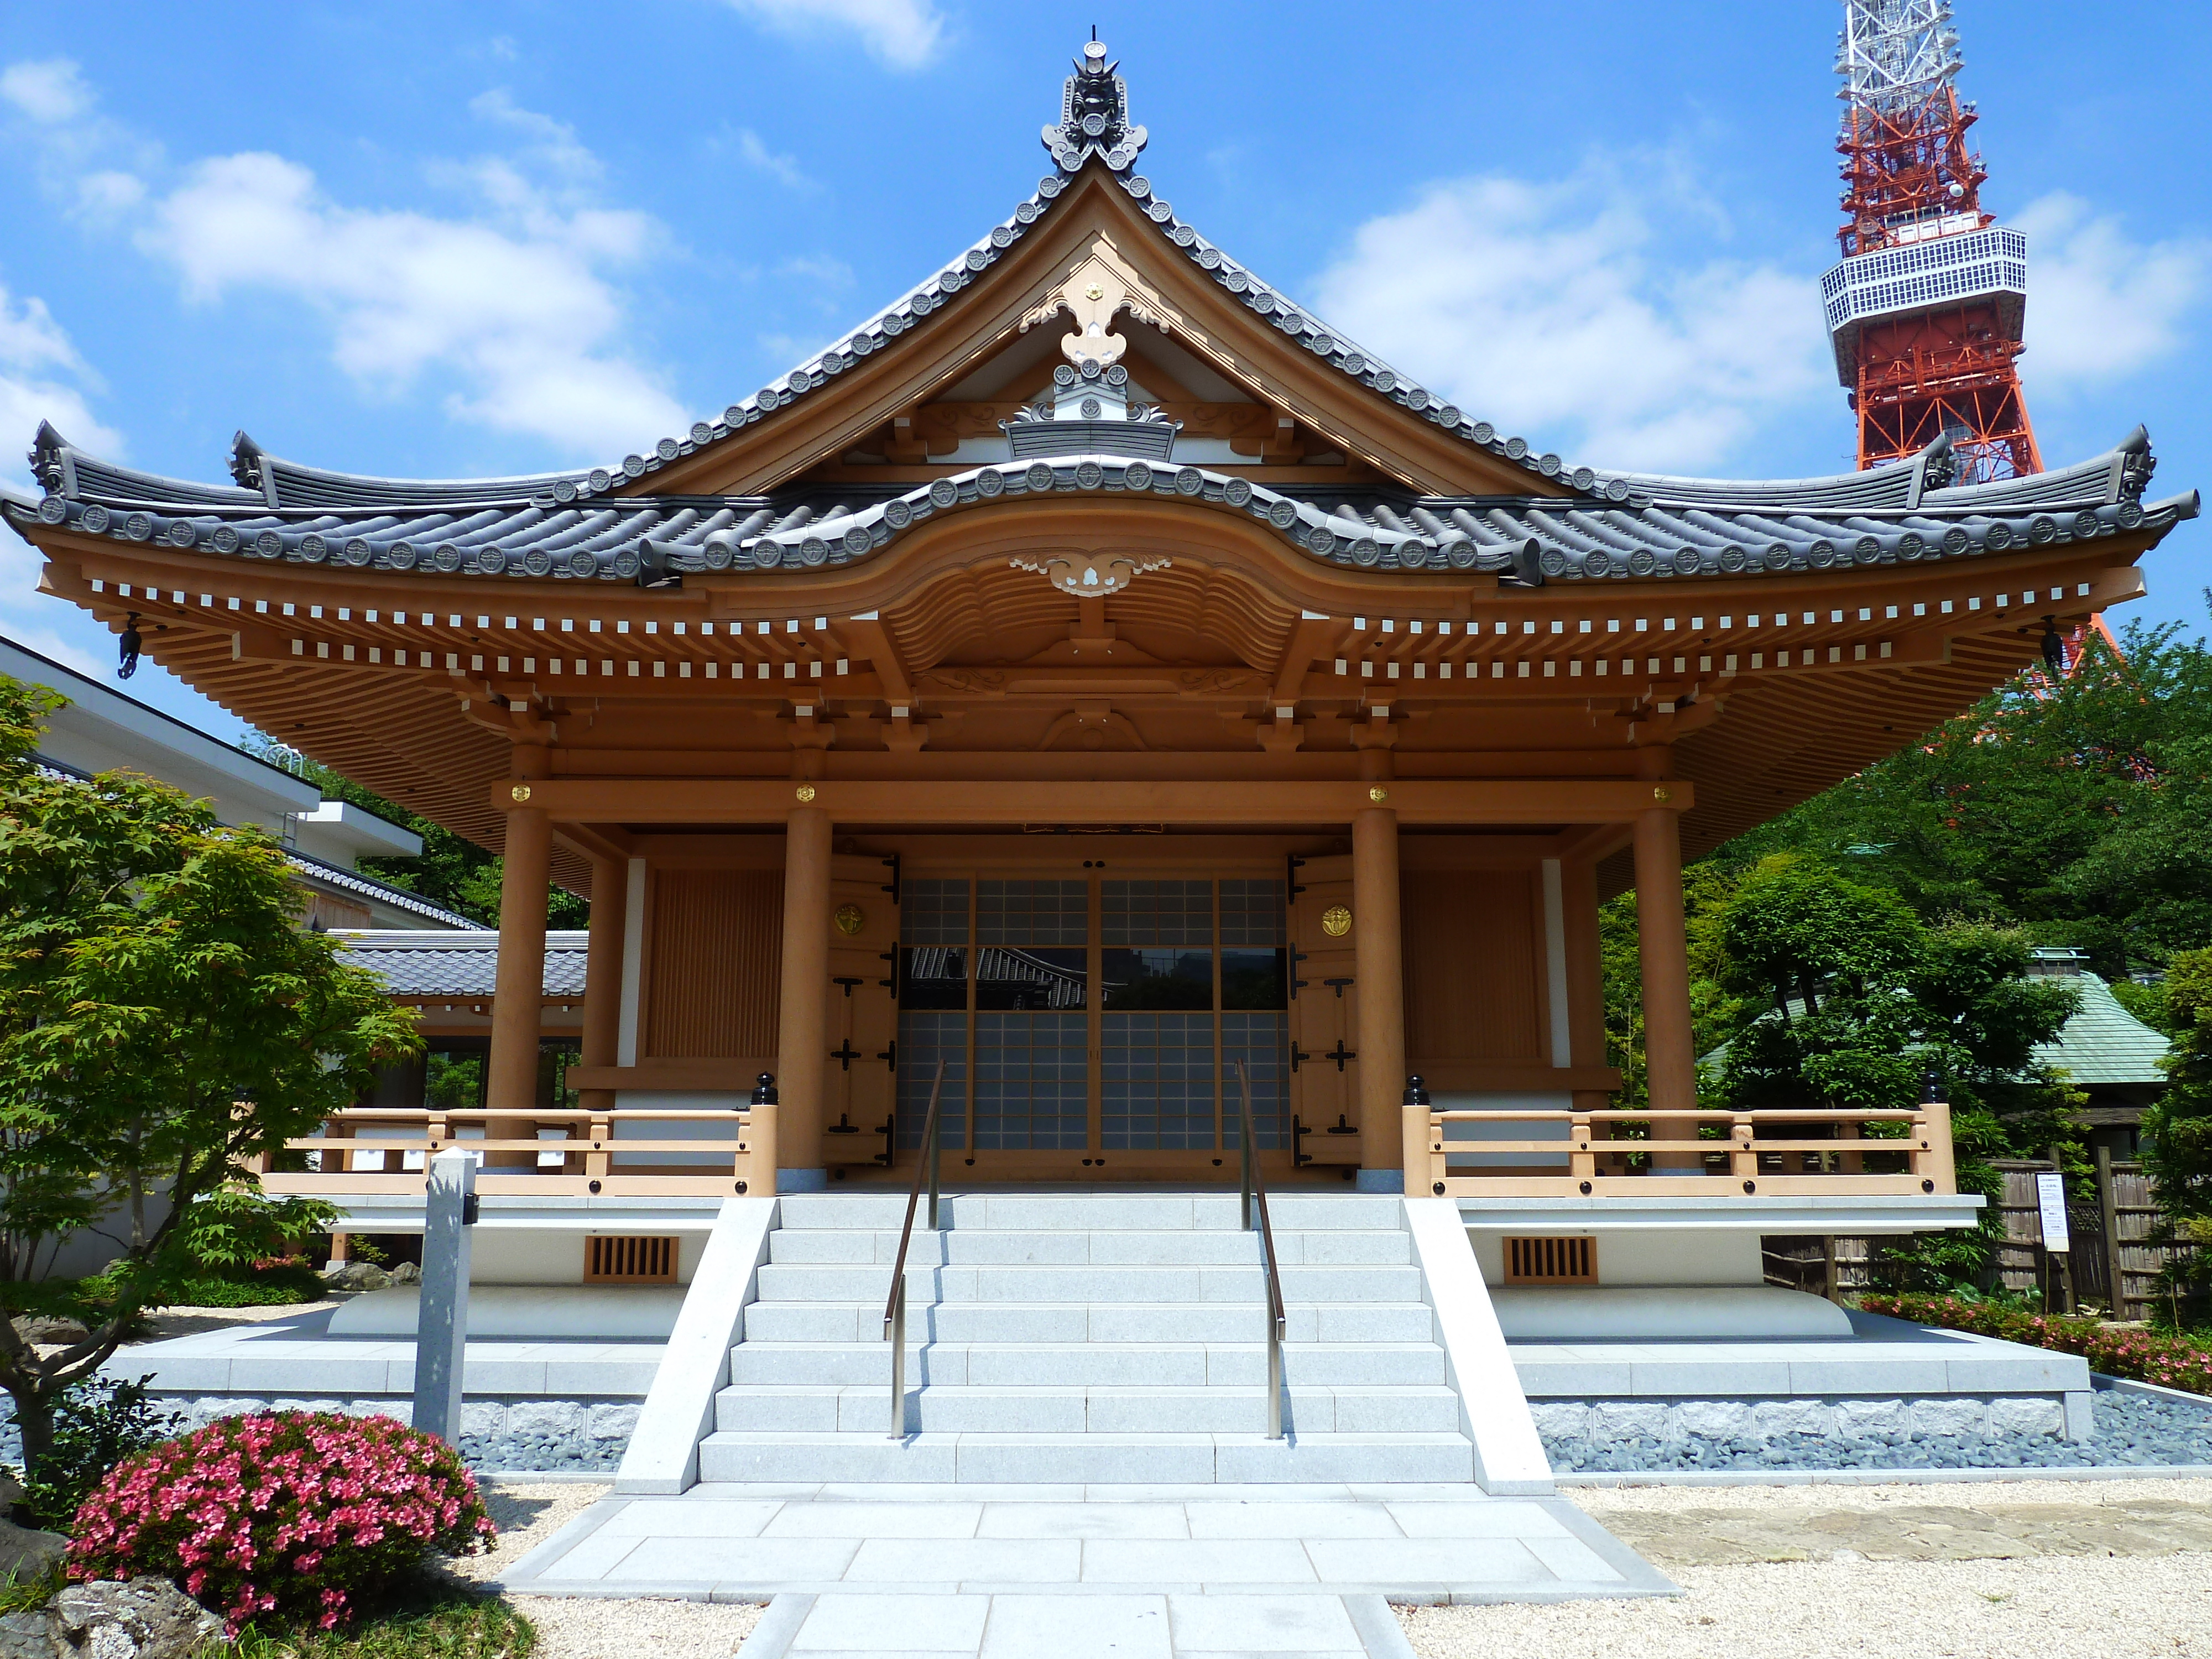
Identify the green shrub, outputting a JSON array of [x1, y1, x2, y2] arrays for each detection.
[[1863, 1291, 2212, 1395], [9, 1375, 185, 1530]]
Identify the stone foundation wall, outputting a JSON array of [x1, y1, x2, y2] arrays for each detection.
[[1534, 1394, 2067, 1447], [149, 1393, 641, 1473]]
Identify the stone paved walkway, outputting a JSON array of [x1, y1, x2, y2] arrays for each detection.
[[494, 1483, 1673, 1657]]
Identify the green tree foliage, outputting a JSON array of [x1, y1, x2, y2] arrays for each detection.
[[1598, 604, 2212, 1290], [1722, 612, 2212, 976], [242, 735, 587, 928], [0, 675, 420, 1479], [2145, 949, 2212, 1223]]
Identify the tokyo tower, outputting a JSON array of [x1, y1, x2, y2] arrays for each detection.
[[1822, 2, 2042, 483]]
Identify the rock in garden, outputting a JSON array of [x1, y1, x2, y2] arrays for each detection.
[[9, 1318, 89, 1347], [46, 1578, 226, 1659], [0, 1519, 66, 1581], [320, 1260, 390, 1292], [388, 1262, 421, 1285]]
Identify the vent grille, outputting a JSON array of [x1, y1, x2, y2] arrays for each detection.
[[1503, 1235, 1597, 1285], [585, 1234, 678, 1284]]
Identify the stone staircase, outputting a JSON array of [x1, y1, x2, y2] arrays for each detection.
[[696, 1190, 1478, 1484]]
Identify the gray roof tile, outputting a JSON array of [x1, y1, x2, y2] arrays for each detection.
[[334, 930, 589, 999]]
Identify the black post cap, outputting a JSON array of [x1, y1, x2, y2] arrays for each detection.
[[752, 1072, 779, 1105], [1402, 1074, 1430, 1106], [1920, 1067, 1943, 1104]]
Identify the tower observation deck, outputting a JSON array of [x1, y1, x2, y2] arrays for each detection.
[[1824, 1, 2041, 483]]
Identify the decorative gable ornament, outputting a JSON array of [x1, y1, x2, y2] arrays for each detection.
[[1044, 39, 1147, 173], [1009, 550, 1171, 597]]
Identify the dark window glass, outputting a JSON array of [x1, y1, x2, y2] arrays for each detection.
[[900, 945, 969, 1009], [1220, 947, 1289, 1010], [1101, 947, 1214, 1010], [977, 880, 1088, 946], [903, 878, 971, 946], [974, 946, 1088, 1010], [425, 1046, 487, 1112]]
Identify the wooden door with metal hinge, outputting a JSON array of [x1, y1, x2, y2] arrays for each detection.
[[1286, 853, 1362, 1167], [823, 852, 900, 1168]]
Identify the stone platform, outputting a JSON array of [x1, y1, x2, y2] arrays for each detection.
[[1512, 1309, 2095, 1450], [496, 1482, 1674, 1657]]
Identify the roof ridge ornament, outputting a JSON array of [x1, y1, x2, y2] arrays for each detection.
[[1044, 38, 1146, 173]]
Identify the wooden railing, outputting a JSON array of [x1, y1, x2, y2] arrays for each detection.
[[1402, 1103, 1955, 1199], [260, 1103, 779, 1199]]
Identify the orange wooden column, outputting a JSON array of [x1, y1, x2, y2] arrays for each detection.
[[774, 804, 833, 1188], [486, 789, 552, 1157], [1633, 800, 1700, 1165], [576, 853, 627, 1115], [1352, 803, 1407, 1187]]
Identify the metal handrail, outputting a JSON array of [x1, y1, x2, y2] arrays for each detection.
[[884, 1060, 948, 1439], [1233, 1058, 1286, 1440]]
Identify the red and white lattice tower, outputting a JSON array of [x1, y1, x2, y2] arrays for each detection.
[[1823, 2, 2042, 483]]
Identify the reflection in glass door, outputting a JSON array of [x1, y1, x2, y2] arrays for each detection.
[[893, 872, 1290, 1159]]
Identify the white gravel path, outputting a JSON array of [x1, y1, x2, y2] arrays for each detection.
[[1399, 1552, 2212, 1659], [1569, 1474, 2212, 1516], [447, 1480, 765, 1659]]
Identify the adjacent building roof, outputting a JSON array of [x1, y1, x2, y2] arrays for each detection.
[[335, 930, 589, 999], [291, 854, 475, 931], [2032, 971, 2171, 1088], [5, 43, 2197, 591]]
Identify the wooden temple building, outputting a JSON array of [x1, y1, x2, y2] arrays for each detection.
[[6, 41, 2195, 1213], [11, 38, 2190, 1490]]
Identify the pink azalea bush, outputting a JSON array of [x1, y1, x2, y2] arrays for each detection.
[[66, 1410, 495, 1632], [1863, 1292, 2212, 1396]]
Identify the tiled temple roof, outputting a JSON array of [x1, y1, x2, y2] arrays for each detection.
[[4, 39, 2198, 589], [335, 929, 589, 999], [11, 422, 2193, 589]]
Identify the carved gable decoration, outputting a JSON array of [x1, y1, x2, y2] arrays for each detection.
[[1019, 247, 1178, 372], [1009, 549, 1171, 597]]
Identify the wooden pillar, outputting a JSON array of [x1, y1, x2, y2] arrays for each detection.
[[1353, 804, 1406, 1185], [1633, 801, 1700, 1166], [575, 858, 628, 1119], [486, 791, 551, 1165], [775, 805, 832, 1187], [577, 853, 627, 1114]]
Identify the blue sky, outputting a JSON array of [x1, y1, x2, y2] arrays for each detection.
[[1, 1, 2205, 740]]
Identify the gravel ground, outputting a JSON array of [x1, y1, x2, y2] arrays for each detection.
[[1398, 1553, 2212, 1658], [445, 1480, 764, 1659], [1546, 1389, 2212, 1473]]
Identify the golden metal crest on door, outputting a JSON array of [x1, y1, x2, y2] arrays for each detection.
[[1321, 904, 1353, 938], [834, 903, 866, 936]]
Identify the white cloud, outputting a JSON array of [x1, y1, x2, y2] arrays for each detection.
[[735, 128, 811, 191], [1312, 158, 1832, 473], [723, 0, 946, 70], [2, 61, 690, 462], [2012, 192, 2209, 394], [0, 59, 90, 124], [0, 281, 124, 457], [146, 148, 685, 458]]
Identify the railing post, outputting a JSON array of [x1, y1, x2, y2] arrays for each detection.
[[1239, 1104, 1255, 1232], [747, 1073, 780, 1197], [1913, 1071, 1954, 1194], [1401, 1074, 1434, 1197], [888, 1277, 906, 1439], [927, 1115, 941, 1233], [1569, 1113, 1595, 1182], [586, 1112, 612, 1179], [1730, 1114, 1757, 1180]]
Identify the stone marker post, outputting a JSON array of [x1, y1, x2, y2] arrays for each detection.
[[414, 1150, 477, 1444]]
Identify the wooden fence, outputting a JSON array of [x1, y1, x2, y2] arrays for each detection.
[[1763, 1151, 2187, 1321]]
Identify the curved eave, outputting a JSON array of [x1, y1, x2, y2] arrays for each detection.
[[7, 447, 2196, 597]]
